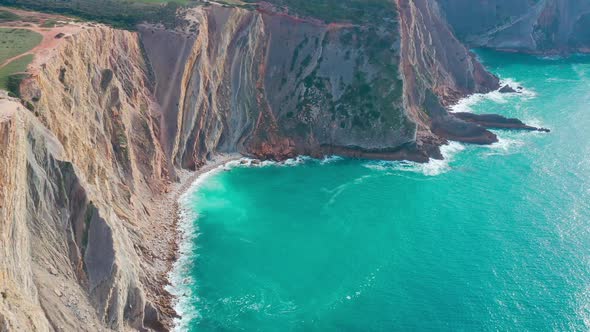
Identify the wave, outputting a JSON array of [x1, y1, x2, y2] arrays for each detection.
[[363, 141, 465, 176], [233, 155, 344, 168], [320, 155, 345, 164], [450, 78, 536, 113], [482, 135, 525, 157], [323, 174, 373, 207], [168, 163, 235, 332], [537, 54, 563, 61]]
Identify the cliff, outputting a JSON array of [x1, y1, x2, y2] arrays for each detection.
[[438, 0, 590, 53], [141, 6, 417, 165], [1, 3, 534, 331], [2, 27, 173, 331], [140, 4, 501, 166]]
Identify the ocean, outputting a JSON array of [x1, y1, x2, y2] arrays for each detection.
[[170, 50, 590, 331]]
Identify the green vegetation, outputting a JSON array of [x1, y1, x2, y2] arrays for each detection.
[[0, 9, 20, 22], [0, 28, 42, 63], [289, 26, 404, 134], [243, 0, 397, 26], [132, 0, 189, 4], [2, 0, 190, 29], [209, 0, 256, 9], [0, 28, 39, 93], [40, 18, 59, 27], [0, 54, 33, 93], [3, 0, 395, 29]]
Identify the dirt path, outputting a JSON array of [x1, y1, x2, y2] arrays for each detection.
[[0, 24, 83, 70], [0, 7, 88, 72]]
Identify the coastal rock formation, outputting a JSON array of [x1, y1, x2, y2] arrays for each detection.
[[0, 3, 545, 331], [2, 27, 172, 331], [141, 6, 417, 165], [139, 4, 503, 165], [438, 0, 590, 53], [452, 112, 551, 132], [395, 0, 501, 151]]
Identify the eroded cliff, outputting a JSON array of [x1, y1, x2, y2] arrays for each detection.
[[140, 4, 503, 166], [438, 0, 590, 53], [2, 27, 174, 331], [0, 3, 536, 331], [141, 6, 418, 165]]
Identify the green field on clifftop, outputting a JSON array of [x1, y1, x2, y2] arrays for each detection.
[[0, 28, 42, 64], [0, 54, 33, 92], [0, 28, 40, 94], [1, 0, 186, 28]]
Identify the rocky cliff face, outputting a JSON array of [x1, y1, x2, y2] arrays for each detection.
[[141, 6, 418, 165], [139, 4, 500, 166], [438, 0, 590, 53], [2, 28, 173, 331], [396, 0, 500, 151], [0, 3, 515, 331]]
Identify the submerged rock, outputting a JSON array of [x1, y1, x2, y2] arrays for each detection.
[[499, 85, 518, 93], [452, 112, 551, 132]]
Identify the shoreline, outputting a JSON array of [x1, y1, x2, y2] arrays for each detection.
[[154, 152, 243, 330], [154, 149, 449, 329]]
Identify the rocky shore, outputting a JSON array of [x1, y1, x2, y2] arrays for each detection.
[[144, 153, 242, 329], [0, 0, 574, 330]]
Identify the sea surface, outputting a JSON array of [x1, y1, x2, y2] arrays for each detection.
[[170, 50, 590, 331]]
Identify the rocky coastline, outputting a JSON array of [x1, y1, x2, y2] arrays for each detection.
[[148, 153, 242, 329], [1, 1, 581, 330]]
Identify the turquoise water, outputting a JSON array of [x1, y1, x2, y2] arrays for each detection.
[[172, 51, 590, 331]]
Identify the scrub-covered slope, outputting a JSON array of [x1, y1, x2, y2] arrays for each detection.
[[141, 3, 504, 166]]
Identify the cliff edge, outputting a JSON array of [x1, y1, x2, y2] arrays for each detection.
[[0, 3, 545, 331]]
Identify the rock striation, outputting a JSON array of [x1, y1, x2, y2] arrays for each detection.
[[0, 3, 547, 331]]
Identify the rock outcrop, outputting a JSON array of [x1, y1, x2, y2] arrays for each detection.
[[2, 27, 172, 331], [0, 3, 545, 331], [452, 112, 551, 132], [438, 0, 590, 53], [141, 6, 418, 165], [395, 0, 501, 149]]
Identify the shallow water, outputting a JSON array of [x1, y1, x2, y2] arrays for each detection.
[[171, 50, 590, 331]]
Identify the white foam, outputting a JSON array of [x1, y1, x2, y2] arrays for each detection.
[[234, 155, 345, 168], [501, 78, 536, 99], [363, 141, 465, 176], [449, 92, 488, 113], [538, 54, 562, 61], [323, 175, 372, 207], [168, 162, 236, 332], [320, 155, 344, 164], [483, 136, 525, 156], [523, 117, 545, 129], [232, 156, 315, 168], [450, 78, 535, 113]]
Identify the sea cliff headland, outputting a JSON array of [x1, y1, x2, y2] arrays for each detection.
[[1, 1, 585, 330]]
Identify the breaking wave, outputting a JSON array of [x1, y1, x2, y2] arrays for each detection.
[[450, 78, 536, 113], [168, 163, 234, 332], [363, 141, 465, 176]]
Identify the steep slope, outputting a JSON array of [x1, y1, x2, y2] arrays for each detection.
[[141, 5, 504, 166], [141, 6, 419, 164], [395, 0, 500, 147], [2, 27, 175, 331], [0, 3, 542, 331], [438, 0, 590, 53]]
